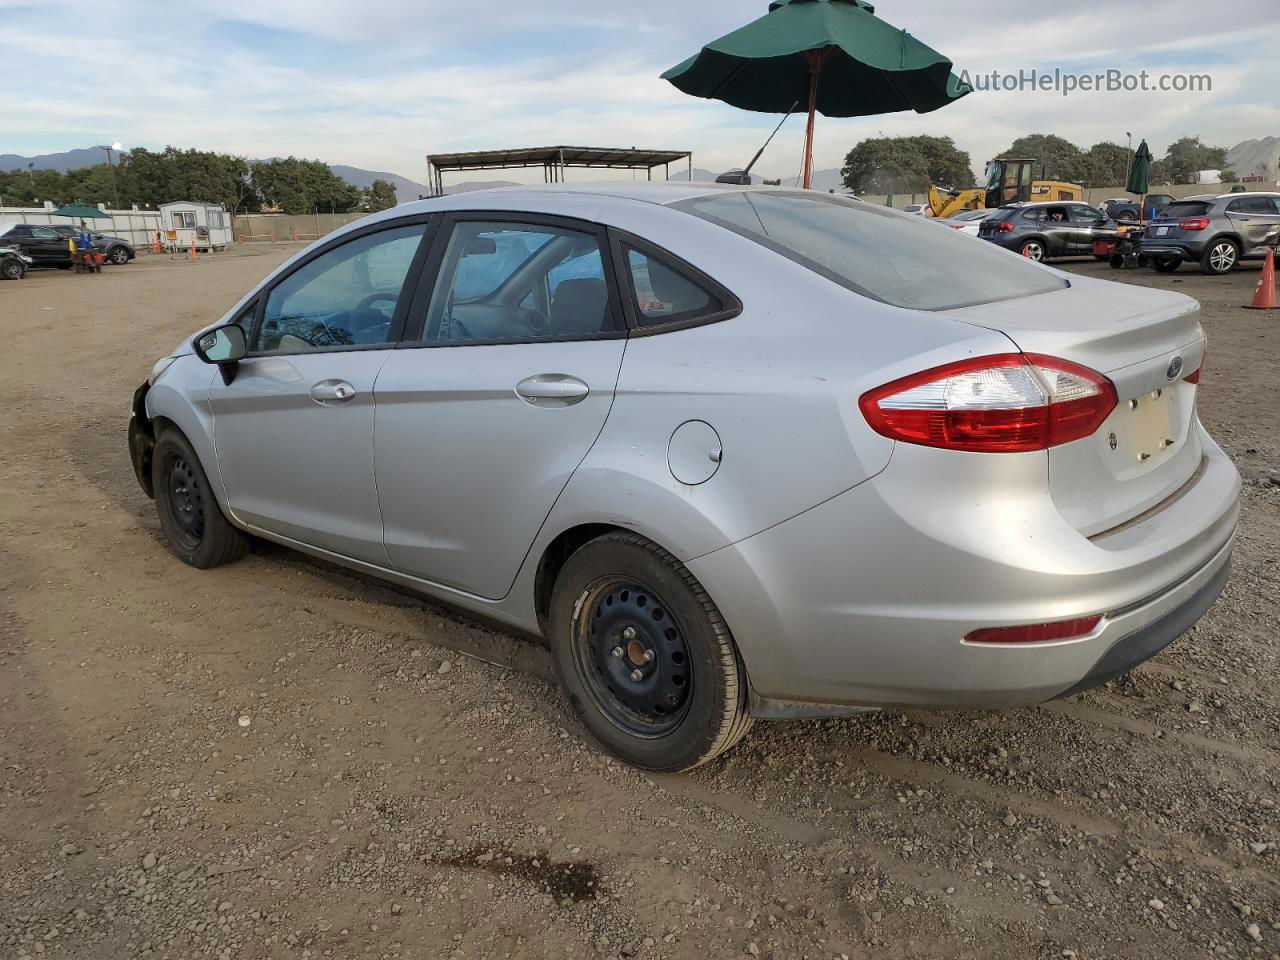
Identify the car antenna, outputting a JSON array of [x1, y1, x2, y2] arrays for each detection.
[[718, 101, 801, 184], [744, 100, 800, 179]]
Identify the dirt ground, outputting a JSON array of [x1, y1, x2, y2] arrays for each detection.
[[1, 246, 1277, 960]]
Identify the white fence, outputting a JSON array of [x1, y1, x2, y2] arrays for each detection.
[[0, 205, 163, 249]]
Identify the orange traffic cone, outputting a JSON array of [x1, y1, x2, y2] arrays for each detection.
[[190, 236, 198, 259], [1244, 248, 1278, 310]]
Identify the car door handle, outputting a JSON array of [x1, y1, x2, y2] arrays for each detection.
[[515, 374, 589, 406], [310, 379, 356, 404]]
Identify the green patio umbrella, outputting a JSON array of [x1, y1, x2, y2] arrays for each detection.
[[1126, 139, 1152, 222], [662, 0, 970, 188], [50, 202, 111, 220]]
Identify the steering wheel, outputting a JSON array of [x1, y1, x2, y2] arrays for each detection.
[[356, 291, 398, 313]]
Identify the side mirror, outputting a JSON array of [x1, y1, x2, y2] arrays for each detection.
[[194, 324, 247, 384]]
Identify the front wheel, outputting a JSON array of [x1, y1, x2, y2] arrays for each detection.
[[1019, 239, 1046, 261], [109, 246, 130, 265], [549, 533, 752, 771], [151, 429, 248, 568], [1201, 239, 1239, 275]]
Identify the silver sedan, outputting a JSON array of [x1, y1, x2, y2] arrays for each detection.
[[128, 184, 1239, 771]]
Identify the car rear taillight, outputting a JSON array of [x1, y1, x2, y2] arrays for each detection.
[[859, 354, 1118, 453], [965, 615, 1102, 645], [1178, 217, 1210, 231], [995, 221, 1015, 233]]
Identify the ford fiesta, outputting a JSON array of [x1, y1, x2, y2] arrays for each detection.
[[128, 184, 1239, 771]]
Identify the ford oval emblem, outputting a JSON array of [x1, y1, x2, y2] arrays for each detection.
[[1166, 356, 1183, 381]]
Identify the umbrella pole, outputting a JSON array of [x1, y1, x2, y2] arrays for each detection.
[[801, 48, 832, 190]]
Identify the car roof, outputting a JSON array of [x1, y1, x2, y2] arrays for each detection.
[[389, 180, 812, 215]]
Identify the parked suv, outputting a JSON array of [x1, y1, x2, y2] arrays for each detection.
[[1099, 194, 1175, 223], [977, 201, 1118, 261], [1140, 193, 1280, 275], [0, 222, 135, 267]]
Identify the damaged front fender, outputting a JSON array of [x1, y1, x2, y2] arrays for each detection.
[[128, 381, 155, 499]]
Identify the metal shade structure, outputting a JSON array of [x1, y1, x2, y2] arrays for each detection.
[[50, 202, 111, 220], [425, 146, 693, 197], [662, 0, 970, 188]]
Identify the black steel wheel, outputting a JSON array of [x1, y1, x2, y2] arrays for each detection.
[[151, 429, 248, 568], [574, 578, 693, 736], [549, 532, 752, 771]]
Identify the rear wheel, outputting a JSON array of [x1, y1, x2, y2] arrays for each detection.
[[1, 257, 23, 280], [1117, 211, 1138, 223], [1201, 239, 1239, 275], [1020, 239, 1046, 261], [152, 429, 248, 568], [549, 533, 752, 771], [1152, 257, 1181, 273]]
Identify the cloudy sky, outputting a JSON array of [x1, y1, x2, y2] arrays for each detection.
[[3, 0, 1278, 183]]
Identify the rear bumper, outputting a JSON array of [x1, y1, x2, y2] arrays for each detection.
[[1139, 241, 1202, 261], [689, 428, 1240, 713]]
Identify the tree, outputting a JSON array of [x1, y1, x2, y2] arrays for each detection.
[[840, 138, 931, 194], [251, 158, 362, 215], [902, 135, 973, 188], [1163, 137, 1228, 184], [362, 178, 398, 212], [1000, 134, 1085, 182], [1218, 170, 1237, 183], [1081, 141, 1131, 187]]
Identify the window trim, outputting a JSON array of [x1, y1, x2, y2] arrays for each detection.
[[606, 229, 742, 336], [397, 211, 629, 349], [242, 213, 439, 358]]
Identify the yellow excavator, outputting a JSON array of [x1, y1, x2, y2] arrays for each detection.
[[928, 158, 1082, 218]]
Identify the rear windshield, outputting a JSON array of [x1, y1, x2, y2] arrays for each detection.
[[1161, 201, 1210, 218], [675, 191, 1067, 311]]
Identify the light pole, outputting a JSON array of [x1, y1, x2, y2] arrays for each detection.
[[1125, 132, 1133, 187], [97, 142, 123, 209]]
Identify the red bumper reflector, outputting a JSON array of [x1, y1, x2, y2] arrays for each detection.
[[965, 615, 1102, 645]]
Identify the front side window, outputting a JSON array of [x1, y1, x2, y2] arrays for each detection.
[[1069, 206, 1105, 224], [425, 221, 616, 343], [676, 191, 1066, 311], [624, 247, 721, 326], [255, 223, 426, 352]]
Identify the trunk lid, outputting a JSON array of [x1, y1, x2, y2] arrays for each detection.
[[1145, 199, 1213, 243], [946, 277, 1206, 535]]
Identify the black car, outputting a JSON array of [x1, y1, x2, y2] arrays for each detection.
[[48, 225, 136, 265], [1140, 193, 1280, 275], [1098, 194, 1175, 223], [0, 223, 135, 267], [977, 201, 1119, 262]]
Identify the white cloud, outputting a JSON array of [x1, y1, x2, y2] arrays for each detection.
[[2, 0, 1277, 184]]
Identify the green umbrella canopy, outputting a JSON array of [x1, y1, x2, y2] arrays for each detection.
[[1126, 140, 1152, 196], [50, 202, 111, 220], [663, 0, 969, 118], [662, 0, 970, 187]]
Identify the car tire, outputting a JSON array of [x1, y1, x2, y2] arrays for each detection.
[[1153, 258, 1180, 274], [109, 246, 130, 265], [151, 428, 249, 568], [1, 258, 23, 280], [548, 532, 753, 771], [1200, 238, 1239, 275], [1019, 239, 1046, 261], [1093, 254, 1109, 261], [1117, 211, 1138, 223]]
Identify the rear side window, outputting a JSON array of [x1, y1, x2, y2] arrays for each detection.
[[1162, 201, 1210, 218], [676, 191, 1066, 311], [624, 247, 721, 326], [1227, 196, 1278, 215]]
